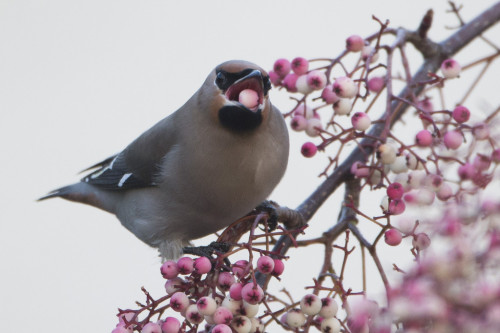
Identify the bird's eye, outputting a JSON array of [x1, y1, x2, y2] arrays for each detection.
[[215, 72, 226, 88]]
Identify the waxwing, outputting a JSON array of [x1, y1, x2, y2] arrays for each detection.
[[40, 60, 289, 259]]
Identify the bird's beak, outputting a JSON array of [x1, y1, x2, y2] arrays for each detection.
[[224, 70, 265, 112]]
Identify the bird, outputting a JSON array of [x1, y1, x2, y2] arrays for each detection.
[[39, 60, 289, 259]]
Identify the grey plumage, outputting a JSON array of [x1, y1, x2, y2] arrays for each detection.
[[40, 60, 289, 259]]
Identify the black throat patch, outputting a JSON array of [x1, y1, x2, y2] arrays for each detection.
[[218, 105, 263, 132]]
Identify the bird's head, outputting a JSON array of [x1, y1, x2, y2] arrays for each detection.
[[203, 60, 272, 132]]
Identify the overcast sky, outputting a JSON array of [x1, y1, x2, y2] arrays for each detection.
[[1, 1, 498, 332]]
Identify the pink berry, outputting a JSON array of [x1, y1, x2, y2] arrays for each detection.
[[443, 130, 462, 149], [229, 282, 244, 301], [458, 163, 476, 180], [346, 35, 365, 52], [197, 296, 217, 316], [351, 112, 371, 131], [321, 85, 340, 104], [164, 277, 184, 295], [415, 129, 433, 147], [238, 89, 259, 109], [474, 123, 490, 140], [273, 58, 291, 78], [282, 73, 298, 92], [350, 161, 370, 178], [218, 271, 235, 291], [367, 76, 384, 92], [384, 229, 402, 246], [161, 317, 180, 333], [301, 142, 317, 158], [112, 326, 131, 333], [319, 297, 338, 318], [441, 58, 461, 78], [141, 322, 161, 333], [176, 257, 194, 275], [473, 154, 491, 171], [213, 307, 233, 325], [417, 97, 434, 112], [413, 233, 431, 250], [193, 256, 212, 274], [333, 76, 357, 98], [305, 117, 322, 137], [300, 294, 322, 315], [268, 70, 281, 86], [333, 98, 352, 115], [241, 282, 264, 305], [290, 115, 307, 131], [232, 260, 250, 278], [170, 292, 189, 312], [272, 259, 285, 276], [212, 324, 232, 333], [388, 199, 405, 215], [291, 57, 309, 75], [452, 105, 470, 123], [293, 104, 314, 119], [437, 183, 453, 201], [306, 70, 327, 90], [160, 261, 178, 279], [256, 256, 275, 274], [387, 182, 404, 200], [492, 149, 500, 163]]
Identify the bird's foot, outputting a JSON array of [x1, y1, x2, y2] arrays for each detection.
[[255, 200, 306, 231], [255, 200, 279, 231], [183, 241, 231, 258]]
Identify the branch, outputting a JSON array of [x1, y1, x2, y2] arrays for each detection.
[[271, 2, 500, 258]]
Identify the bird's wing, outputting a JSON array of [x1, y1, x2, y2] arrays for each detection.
[[81, 114, 179, 191]]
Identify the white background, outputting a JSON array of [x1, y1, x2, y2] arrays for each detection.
[[1, 1, 498, 332]]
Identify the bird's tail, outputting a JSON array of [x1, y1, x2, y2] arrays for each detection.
[[37, 182, 117, 214]]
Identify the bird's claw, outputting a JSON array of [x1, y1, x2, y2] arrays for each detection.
[[255, 200, 279, 231]]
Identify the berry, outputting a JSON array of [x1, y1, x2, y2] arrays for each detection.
[[241, 282, 264, 305], [176, 257, 194, 275], [378, 143, 397, 164], [441, 58, 461, 78], [415, 130, 433, 147], [452, 105, 470, 123], [170, 292, 189, 312], [238, 89, 259, 109], [321, 85, 340, 104], [197, 296, 218, 316], [301, 142, 317, 158], [350, 161, 370, 178], [164, 277, 184, 295], [321, 317, 341, 333], [385, 229, 402, 246], [473, 154, 491, 171], [474, 123, 490, 140], [492, 149, 500, 163], [346, 35, 364, 52], [214, 307, 234, 325], [387, 182, 404, 200], [222, 297, 242, 315], [212, 324, 232, 333], [367, 76, 384, 92], [413, 233, 431, 250], [286, 309, 306, 328], [291, 57, 309, 75], [241, 301, 259, 318], [319, 297, 338, 318], [273, 58, 291, 78], [296, 74, 313, 94], [332, 98, 352, 115], [232, 260, 250, 278], [333, 76, 357, 98], [161, 317, 180, 333], [232, 315, 252, 333], [361, 45, 379, 63], [141, 322, 161, 333], [443, 130, 462, 149], [160, 261, 178, 279], [351, 112, 371, 131], [305, 118, 323, 137], [193, 256, 212, 274], [185, 304, 204, 324], [268, 71, 281, 86], [458, 163, 475, 180], [388, 200, 406, 215], [290, 115, 307, 131], [282, 73, 298, 92], [218, 272, 236, 291], [299, 294, 322, 315], [306, 70, 327, 90], [437, 183, 453, 201], [256, 256, 275, 274], [229, 282, 244, 301], [272, 259, 285, 276]]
